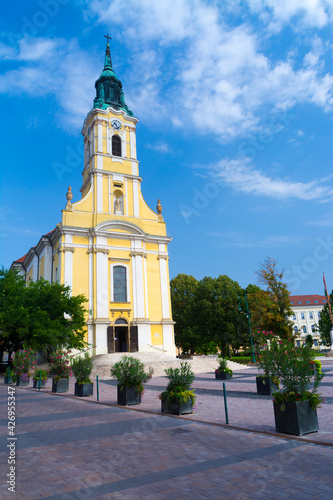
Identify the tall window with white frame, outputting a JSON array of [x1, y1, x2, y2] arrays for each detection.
[[112, 135, 122, 157], [113, 266, 127, 302]]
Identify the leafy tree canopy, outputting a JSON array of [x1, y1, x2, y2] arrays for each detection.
[[170, 274, 199, 353], [0, 268, 88, 354], [248, 257, 293, 339]]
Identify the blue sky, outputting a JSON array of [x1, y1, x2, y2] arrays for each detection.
[[1, 0, 333, 295]]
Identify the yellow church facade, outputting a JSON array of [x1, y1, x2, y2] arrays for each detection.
[[11, 41, 176, 357]]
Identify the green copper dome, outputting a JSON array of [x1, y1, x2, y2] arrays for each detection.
[[93, 42, 133, 116]]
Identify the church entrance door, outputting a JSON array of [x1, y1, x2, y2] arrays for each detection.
[[115, 326, 128, 352]]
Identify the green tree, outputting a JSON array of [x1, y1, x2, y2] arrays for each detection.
[[250, 258, 293, 339], [319, 290, 333, 346], [194, 275, 246, 357], [170, 274, 199, 353], [0, 269, 88, 356], [0, 268, 29, 354]]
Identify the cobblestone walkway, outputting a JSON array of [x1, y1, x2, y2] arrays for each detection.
[[1, 359, 333, 499]]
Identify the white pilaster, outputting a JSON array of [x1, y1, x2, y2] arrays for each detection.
[[97, 123, 103, 152], [96, 248, 109, 318], [144, 255, 149, 318], [88, 240, 93, 318], [130, 131, 136, 159], [159, 256, 170, 319], [64, 250, 73, 294], [95, 323, 108, 354], [96, 172, 103, 213], [133, 179, 140, 217]]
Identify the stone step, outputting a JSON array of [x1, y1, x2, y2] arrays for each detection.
[[91, 354, 249, 380]]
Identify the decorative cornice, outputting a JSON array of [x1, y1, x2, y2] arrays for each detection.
[[129, 250, 147, 258], [58, 245, 75, 253], [108, 257, 130, 262], [157, 253, 169, 260], [110, 308, 131, 317]]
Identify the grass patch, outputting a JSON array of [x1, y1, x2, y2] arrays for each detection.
[[230, 356, 251, 364]]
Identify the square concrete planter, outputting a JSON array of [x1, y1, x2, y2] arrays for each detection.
[[117, 385, 141, 406], [4, 375, 14, 384], [52, 378, 69, 393], [273, 400, 319, 436], [161, 398, 193, 415], [75, 382, 93, 397], [33, 379, 46, 389], [215, 370, 232, 380], [256, 376, 279, 395], [16, 376, 30, 387]]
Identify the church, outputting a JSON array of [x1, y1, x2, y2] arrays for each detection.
[[11, 39, 176, 357]]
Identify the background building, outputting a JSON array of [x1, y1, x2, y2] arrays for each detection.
[[289, 295, 327, 348]]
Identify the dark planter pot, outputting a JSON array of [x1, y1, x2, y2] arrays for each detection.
[[117, 385, 141, 406], [273, 400, 319, 436], [33, 379, 46, 389], [16, 376, 30, 387], [215, 371, 232, 380], [4, 376, 14, 384], [75, 382, 93, 397], [161, 398, 193, 415], [256, 376, 278, 395], [52, 378, 69, 393]]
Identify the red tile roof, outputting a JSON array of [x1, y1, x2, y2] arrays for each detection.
[[289, 294, 327, 306], [12, 228, 56, 265], [13, 253, 27, 264]]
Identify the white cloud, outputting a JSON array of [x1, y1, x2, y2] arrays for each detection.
[[86, 0, 333, 140], [0, 37, 97, 130], [210, 157, 333, 201], [146, 141, 171, 153], [207, 230, 304, 248], [246, 0, 333, 31]]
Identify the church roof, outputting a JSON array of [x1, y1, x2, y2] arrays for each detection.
[[13, 253, 28, 264], [12, 229, 56, 265], [289, 294, 327, 306], [93, 40, 134, 116]]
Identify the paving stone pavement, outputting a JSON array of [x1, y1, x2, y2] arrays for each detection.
[[1, 359, 333, 499]]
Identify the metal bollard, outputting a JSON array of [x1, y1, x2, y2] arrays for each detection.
[[223, 382, 229, 424], [96, 375, 99, 402]]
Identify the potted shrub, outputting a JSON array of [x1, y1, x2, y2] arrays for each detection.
[[160, 361, 196, 415], [269, 338, 324, 436], [33, 370, 48, 389], [11, 348, 36, 386], [110, 355, 153, 406], [255, 331, 280, 395], [215, 357, 233, 380], [71, 353, 94, 397], [49, 350, 72, 393]]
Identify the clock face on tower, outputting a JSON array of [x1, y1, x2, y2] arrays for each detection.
[[111, 120, 122, 130]]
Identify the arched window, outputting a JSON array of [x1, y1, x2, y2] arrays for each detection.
[[112, 135, 121, 157], [113, 266, 127, 302], [311, 325, 316, 333], [293, 326, 298, 333], [302, 326, 307, 334], [115, 318, 128, 325]]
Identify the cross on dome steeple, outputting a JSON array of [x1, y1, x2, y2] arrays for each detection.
[[93, 36, 133, 116]]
